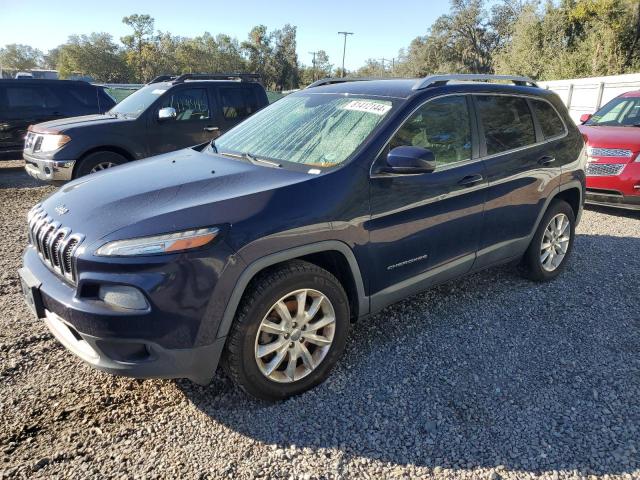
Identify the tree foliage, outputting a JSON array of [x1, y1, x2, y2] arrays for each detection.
[[0, 43, 43, 70], [57, 33, 131, 82]]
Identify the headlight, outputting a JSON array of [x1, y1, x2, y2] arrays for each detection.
[[37, 134, 71, 153], [95, 227, 219, 257]]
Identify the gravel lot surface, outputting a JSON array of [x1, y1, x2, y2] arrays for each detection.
[[1, 160, 639, 479]]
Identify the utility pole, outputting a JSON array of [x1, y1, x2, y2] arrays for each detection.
[[338, 31, 354, 78], [308, 51, 317, 81]]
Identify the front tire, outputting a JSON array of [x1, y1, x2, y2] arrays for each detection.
[[75, 151, 127, 178], [223, 260, 350, 401], [519, 199, 576, 281]]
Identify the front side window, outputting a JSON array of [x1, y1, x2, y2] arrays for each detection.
[[531, 99, 565, 139], [586, 96, 640, 126], [214, 93, 396, 168], [6, 86, 61, 110], [477, 95, 536, 155], [160, 88, 210, 121], [389, 95, 472, 167]]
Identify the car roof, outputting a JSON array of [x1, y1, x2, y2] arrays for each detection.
[[620, 90, 640, 98], [306, 78, 552, 101], [0, 79, 94, 86]]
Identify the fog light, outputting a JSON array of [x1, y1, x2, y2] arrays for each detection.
[[98, 285, 149, 310]]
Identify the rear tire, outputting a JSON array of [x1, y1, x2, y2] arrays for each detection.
[[75, 151, 127, 178], [519, 199, 576, 282], [222, 260, 350, 401]]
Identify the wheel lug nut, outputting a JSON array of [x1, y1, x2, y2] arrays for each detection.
[[284, 334, 289, 339], [292, 322, 297, 328], [289, 342, 294, 348]]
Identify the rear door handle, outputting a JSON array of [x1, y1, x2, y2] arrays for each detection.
[[203, 126, 219, 132], [538, 155, 555, 166], [457, 174, 484, 187]]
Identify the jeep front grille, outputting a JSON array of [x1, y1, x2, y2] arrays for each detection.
[[587, 147, 633, 158], [27, 204, 84, 283], [585, 163, 625, 177]]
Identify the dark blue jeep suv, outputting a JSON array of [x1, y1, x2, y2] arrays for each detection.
[[19, 74, 586, 400]]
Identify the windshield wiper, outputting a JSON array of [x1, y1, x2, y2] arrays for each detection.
[[244, 152, 282, 168]]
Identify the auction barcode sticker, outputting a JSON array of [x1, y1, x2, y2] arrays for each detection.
[[341, 100, 391, 115]]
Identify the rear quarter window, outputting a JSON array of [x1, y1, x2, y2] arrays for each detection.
[[220, 86, 259, 120], [477, 95, 536, 155], [531, 99, 566, 139]]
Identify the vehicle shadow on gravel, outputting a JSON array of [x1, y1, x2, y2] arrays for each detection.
[[185, 233, 640, 475]]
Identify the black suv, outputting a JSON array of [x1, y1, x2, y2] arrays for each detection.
[[0, 79, 114, 160], [19, 75, 585, 401], [23, 73, 269, 183]]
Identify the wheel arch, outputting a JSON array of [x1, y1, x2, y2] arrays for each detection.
[[215, 241, 368, 340], [73, 145, 134, 177]]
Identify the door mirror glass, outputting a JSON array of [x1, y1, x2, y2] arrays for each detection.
[[382, 146, 436, 174], [158, 107, 177, 121], [579, 113, 592, 124]]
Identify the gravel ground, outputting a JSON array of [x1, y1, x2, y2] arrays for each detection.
[[1, 160, 639, 479]]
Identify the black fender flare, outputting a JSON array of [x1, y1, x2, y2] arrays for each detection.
[[215, 240, 368, 339]]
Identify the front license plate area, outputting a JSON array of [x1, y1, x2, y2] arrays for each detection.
[[18, 267, 45, 318]]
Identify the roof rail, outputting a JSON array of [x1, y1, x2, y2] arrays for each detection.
[[412, 74, 538, 90], [148, 73, 262, 85], [306, 77, 389, 89], [174, 73, 261, 83]]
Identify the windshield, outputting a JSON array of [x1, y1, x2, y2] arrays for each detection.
[[586, 96, 640, 126], [213, 93, 397, 167], [109, 83, 169, 118]]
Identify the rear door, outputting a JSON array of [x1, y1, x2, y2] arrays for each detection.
[[0, 83, 64, 152], [367, 95, 487, 308], [473, 94, 563, 269], [149, 86, 215, 155]]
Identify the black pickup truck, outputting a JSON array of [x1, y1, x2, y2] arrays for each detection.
[[23, 73, 269, 183]]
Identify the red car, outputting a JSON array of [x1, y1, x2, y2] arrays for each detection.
[[578, 90, 640, 210]]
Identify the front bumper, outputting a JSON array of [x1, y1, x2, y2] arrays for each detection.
[[20, 246, 228, 385], [585, 189, 640, 211], [586, 160, 640, 210], [23, 152, 75, 183]]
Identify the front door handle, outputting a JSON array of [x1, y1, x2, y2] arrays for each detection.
[[538, 155, 555, 166], [457, 174, 484, 187], [203, 126, 219, 132]]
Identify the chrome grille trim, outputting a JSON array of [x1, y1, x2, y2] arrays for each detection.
[[585, 163, 625, 177], [26, 205, 84, 283], [587, 147, 633, 158]]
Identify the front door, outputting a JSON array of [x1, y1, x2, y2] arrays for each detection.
[[367, 95, 487, 310], [150, 86, 217, 155]]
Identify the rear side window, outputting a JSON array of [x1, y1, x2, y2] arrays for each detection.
[[389, 95, 472, 167], [220, 87, 259, 120], [477, 95, 535, 155], [6, 85, 62, 110], [531, 99, 565, 139], [65, 86, 99, 109]]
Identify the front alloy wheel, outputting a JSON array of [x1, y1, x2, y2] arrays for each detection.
[[255, 289, 336, 383], [223, 260, 350, 401]]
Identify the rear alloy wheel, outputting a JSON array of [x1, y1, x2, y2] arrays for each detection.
[[519, 199, 576, 281], [76, 151, 127, 178], [223, 260, 350, 401]]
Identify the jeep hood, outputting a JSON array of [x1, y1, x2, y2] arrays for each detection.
[[38, 148, 311, 244]]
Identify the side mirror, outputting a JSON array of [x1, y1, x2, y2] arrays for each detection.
[[579, 113, 592, 124], [158, 107, 177, 121], [380, 146, 436, 174]]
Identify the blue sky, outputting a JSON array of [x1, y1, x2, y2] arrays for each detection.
[[0, 0, 451, 70]]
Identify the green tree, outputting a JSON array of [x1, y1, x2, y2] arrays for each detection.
[[272, 24, 300, 90], [0, 43, 43, 70], [242, 25, 276, 86], [57, 33, 131, 82], [121, 14, 155, 82]]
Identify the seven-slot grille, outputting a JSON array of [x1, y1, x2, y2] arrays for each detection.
[[27, 204, 84, 283], [587, 147, 633, 158], [585, 163, 625, 177]]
